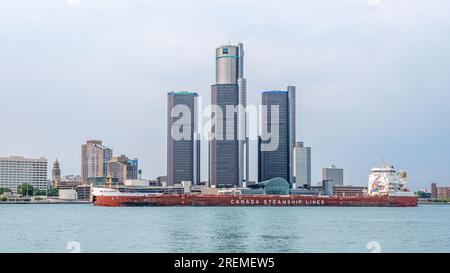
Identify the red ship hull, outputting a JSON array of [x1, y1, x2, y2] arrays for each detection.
[[93, 194, 418, 207]]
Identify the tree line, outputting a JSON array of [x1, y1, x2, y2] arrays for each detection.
[[0, 183, 58, 197]]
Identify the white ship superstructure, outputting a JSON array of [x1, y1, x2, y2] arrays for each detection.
[[368, 163, 413, 196]]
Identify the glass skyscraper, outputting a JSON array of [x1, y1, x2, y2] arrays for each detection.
[[294, 141, 311, 188], [258, 87, 296, 186], [167, 91, 200, 186], [209, 43, 248, 187]]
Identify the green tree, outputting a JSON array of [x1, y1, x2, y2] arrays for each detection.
[[34, 189, 47, 196], [0, 195, 7, 201], [17, 183, 34, 197], [47, 187, 59, 197], [417, 191, 431, 198], [0, 187, 12, 195]]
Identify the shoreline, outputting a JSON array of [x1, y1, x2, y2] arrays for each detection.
[[1, 200, 449, 206], [418, 199, 450, 205], [0, 201, 90, 205]]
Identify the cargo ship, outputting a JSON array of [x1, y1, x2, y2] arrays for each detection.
[[92, 164, 418, 207]]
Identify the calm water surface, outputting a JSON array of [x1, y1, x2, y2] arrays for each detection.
[[1, 204, 449, 252]]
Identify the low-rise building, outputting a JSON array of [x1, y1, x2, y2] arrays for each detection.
[[59, 175, 82, 189], [124, 179, 149, 187], [298, 185, 366, 197], [157, 175, 167, 187], [333, 185, 366, 197], [59, 189, 78, 200], [76, 185, 91, 201], [431, 183, 450, 199]]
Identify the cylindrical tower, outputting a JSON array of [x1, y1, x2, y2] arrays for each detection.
[[211, 43, 247, 187], [215, 45, 239, 84]]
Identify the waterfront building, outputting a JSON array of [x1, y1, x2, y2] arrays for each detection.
[[167, 91, 200, 186], [88, 177, 119, 187], [209, 43, 248, 188], [323, 180, 335, 196], [156, 175, 167, 187], [52, 159, 61, 188], [76, 184, 91, 201], [333, 185, 365, 197], [0, 156, 48, 194], [59, 175, 81, 189], [294, 141, 311, 188], [431, 183, 450, 199], [417, 190, 432, 198], [310, 185, 324, 193], [124, 179, 150, 187], [258, 87, 296, 186], [297, 184, 365, 197], [58, 189, 77, 200], [322, 165, 344, 186], [248, 177, 290, 195], [290, 188, 321, 196], [81, 140, 113, 184]]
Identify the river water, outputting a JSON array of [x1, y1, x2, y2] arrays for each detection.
[[1, 204, 449, 252]]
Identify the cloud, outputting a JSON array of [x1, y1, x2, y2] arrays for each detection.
[[66, 0, 81, 6], [367, 0, 382, 6], [0, 0, 449, 190]]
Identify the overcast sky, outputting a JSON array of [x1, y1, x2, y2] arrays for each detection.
[[0, 0, 449, 190]]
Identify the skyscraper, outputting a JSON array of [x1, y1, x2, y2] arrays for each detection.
[[287, 86, 296, 184], [258, 87, 296, 186], [81, 140, 112, 184], [294, 142, 311, 188], [103, 147, 113, 179], [167, 91, 200, 186], [322, 165, 344, 186], [210, 43, 247, 187]]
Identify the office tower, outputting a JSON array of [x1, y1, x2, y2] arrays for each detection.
[[52, 159, 61, 188], [258, 91, 289, 183], [107, 155, 128, 184], [81, 140, 112, 184], [294, 142, 311, 188], [127, 158, 139, 180], [103, 147, 113, 178], [167, 91, 200, 186], [106, 155, 140, 184], [210, 43, 247, 187], [210, 84, 239, 187], [258, 87, 296, 186], [0, 156, 47, 194], [287, 86, 296, 184], [322, 165, 344, 186]]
